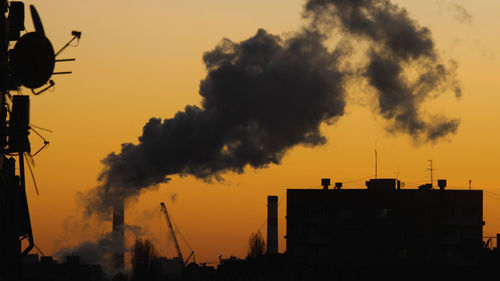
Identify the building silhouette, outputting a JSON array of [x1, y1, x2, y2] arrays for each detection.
[[286, 178, 484, 266], [21, 254, 103, 281]]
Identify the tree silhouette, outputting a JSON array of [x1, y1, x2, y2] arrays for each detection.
[[247, 231, 265, 259], [132, 238, 158, 281]]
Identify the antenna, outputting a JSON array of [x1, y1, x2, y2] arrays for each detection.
[[427, 160, 433, 188], [24, 153, 39, 195], [0, 4, 80, 276], [30, 5, 45, 35], [9, 5, 81, 94]]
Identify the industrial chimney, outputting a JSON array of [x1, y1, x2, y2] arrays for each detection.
[[267, 195, 278, 254], [112, 199, 124, 270]]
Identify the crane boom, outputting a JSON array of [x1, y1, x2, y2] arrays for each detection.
[[160, 202, 185, 267], [185, 250, 196, 265]]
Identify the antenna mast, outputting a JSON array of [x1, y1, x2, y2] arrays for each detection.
[[427, 160, 433, 188], [0, 4, 81, 280]]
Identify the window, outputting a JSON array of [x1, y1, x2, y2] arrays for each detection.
[[379, 208, 389, 219]]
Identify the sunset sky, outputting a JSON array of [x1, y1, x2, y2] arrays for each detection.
[[18, 0, 500, 264]]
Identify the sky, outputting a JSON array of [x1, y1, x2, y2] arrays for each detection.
[[16, 0, 500, 265]]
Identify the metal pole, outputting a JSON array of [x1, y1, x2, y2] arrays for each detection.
[[0, 2, 23, 280], [0, 0, 8, 164]]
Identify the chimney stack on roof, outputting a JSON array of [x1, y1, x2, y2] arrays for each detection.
[[335, 182, 342, 190], [438, 179, 447, 190], [321, 178, 330, 190]]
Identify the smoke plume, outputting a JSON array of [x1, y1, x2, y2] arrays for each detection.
[[305, 0, 461, 141], [436, 0, 473, 24], [81, 0, 461, 218], [82, 29, 347, 217], [170, 193, 178, 204], [55, 224, 143, 273], [56, 232, 122, 269]]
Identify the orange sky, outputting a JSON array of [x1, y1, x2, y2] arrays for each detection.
[[16, 0, 500, 264]]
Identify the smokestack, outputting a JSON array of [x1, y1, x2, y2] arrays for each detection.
[[267, 195, 278, 254], [112, 200, 124, 270]]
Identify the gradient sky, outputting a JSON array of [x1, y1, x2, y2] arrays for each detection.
[[18, 0, 500, 264]]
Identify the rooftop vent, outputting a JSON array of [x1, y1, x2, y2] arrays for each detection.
[[437, 179, 447, 190], [321, 178, 330, 190], [418, 183, 432, 190], [335, 182, 342, 190], [366, 178, 399, 190]]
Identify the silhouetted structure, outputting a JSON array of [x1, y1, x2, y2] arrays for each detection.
[[21, 254, 103, 281], [0, 3, 80, 280], [132, 238, 158, 281], [247, 231, 266, 259], [182, 262, 216, 281], [112, 200, 125, 270], [145, 256, 216, 281], [286, 178, 484, 266], [267, 195, 278, 254], [160, 201, 197, 269], [149, 257, 184, 281]]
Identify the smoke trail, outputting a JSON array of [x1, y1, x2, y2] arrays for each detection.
[[170, 193, 178, 204], [81, 0, 461, 218], [305, 0, 461, 141], [81, 29, 347, 217], [436, 0, 473, 24]]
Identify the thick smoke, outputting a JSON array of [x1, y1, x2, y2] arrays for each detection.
[[82, 29, 346, 217], [81, 0, 461, 218], [305, 0, 461, 141]]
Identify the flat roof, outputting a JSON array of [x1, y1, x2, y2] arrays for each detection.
[[287, 189, 483, 206]]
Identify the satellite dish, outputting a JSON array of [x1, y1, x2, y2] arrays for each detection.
[[9, 5, 55, 89], [10, 32, 55, 89]]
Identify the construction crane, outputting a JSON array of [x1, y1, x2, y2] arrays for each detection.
[[185, 250, 196, 264], [160, 202, 196, 267]]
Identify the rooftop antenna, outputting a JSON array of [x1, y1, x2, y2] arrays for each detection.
[[9, 5, 81, 95], [427, 160, 433, 188]]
